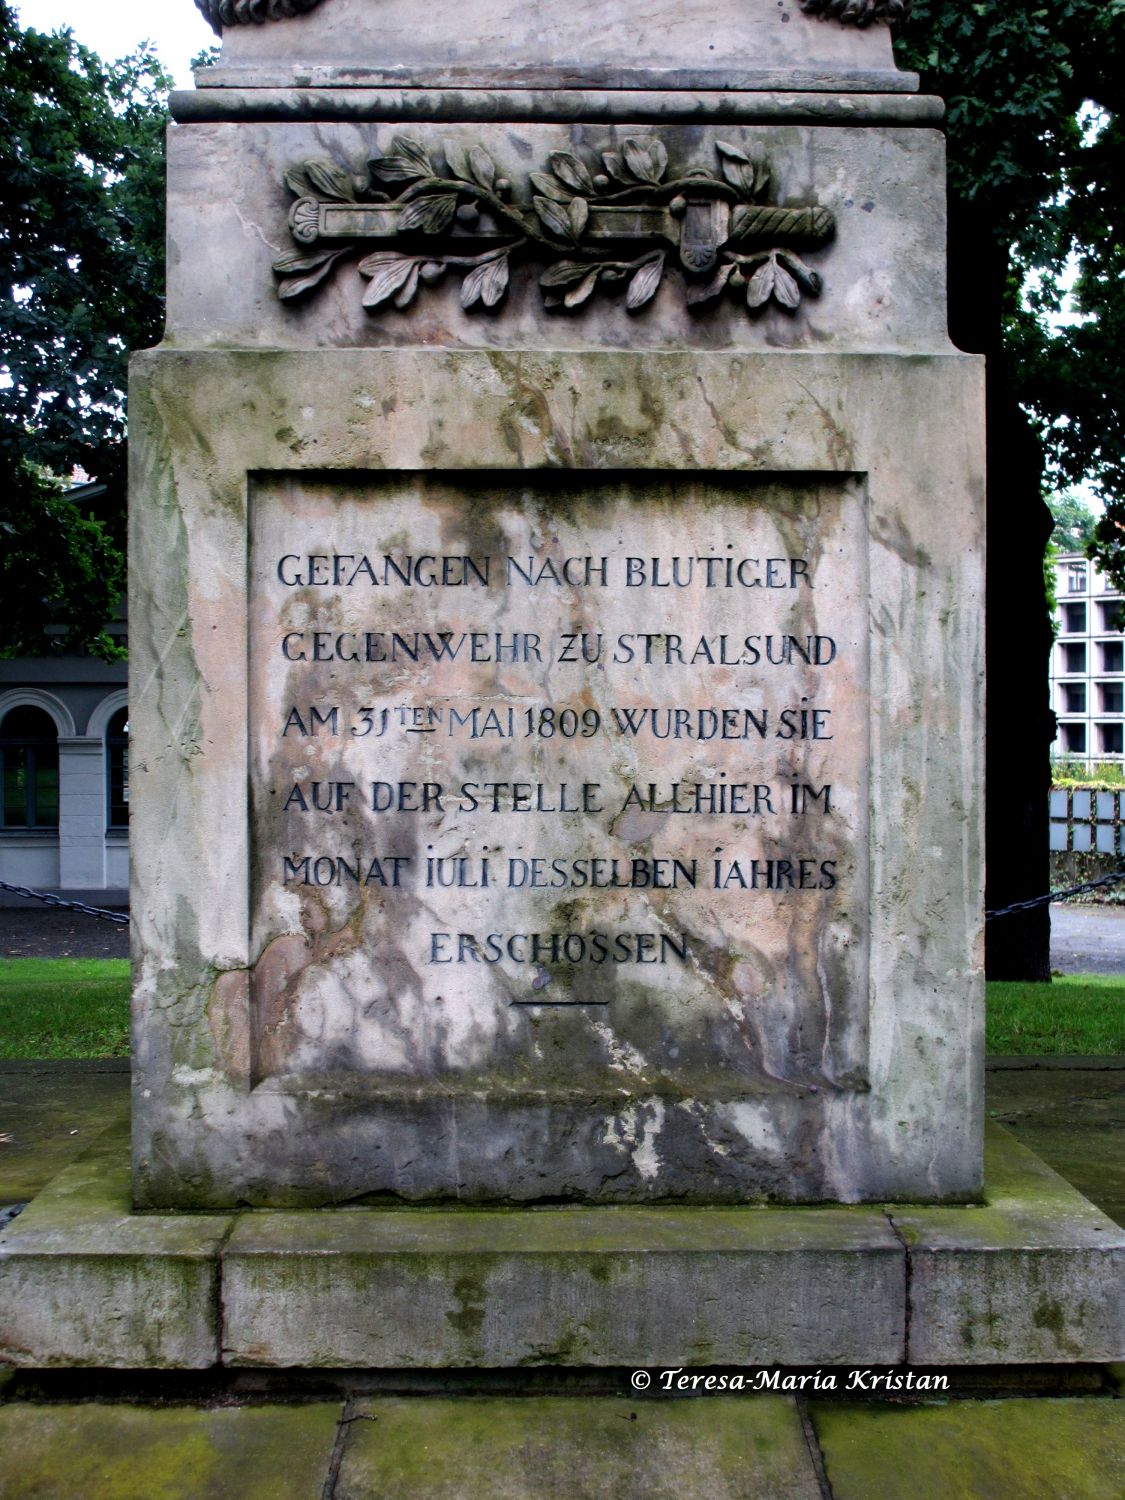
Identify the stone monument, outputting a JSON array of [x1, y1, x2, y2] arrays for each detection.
[[132, 0, 982, 1210], [3, 0, 1122, 1379]]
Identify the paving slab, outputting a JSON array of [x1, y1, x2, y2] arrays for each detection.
[[812, 1397, 1125, 1500], [334, 1395, 820, 1500], [0, 1061, 130, 1207], [987, 1065, 1125, 1228], [0, 1401, 342, 1500], [0, 1122, 230, 1369], [890, 1124, 1125, 1365]]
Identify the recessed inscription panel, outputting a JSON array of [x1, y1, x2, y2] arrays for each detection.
[[248, 474, 869, 1095]]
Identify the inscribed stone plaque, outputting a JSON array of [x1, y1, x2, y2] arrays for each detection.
[[248, 473, 869, 1098]]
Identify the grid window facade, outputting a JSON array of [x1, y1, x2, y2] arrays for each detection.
[[1051, 551, 1125, 767]]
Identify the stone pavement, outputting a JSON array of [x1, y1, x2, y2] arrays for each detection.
[[988, 1060, 1125, 1228], [1, 1062, 1124, 1497], [0, 1378, 1122, 1498], [0, 1062, 129, 1209]]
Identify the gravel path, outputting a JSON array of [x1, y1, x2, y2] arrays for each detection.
[[1050, 902, 1125, 975], [0, 907, 129, 960]]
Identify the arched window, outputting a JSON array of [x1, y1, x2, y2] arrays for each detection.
[[1, 707, 59, 829], [107, 707, 129, 828]]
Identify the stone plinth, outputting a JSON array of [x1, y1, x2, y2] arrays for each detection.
[[130, 347, 983, 1208], [202, 0, 913, 93], [3, 1124, 1122, 1369]]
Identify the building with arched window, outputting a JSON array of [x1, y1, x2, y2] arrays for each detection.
[[0, 668, 128, 905]]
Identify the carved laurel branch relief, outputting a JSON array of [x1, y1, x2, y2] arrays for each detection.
[[274, 137, 836, 319], [197, 0, 909, 31]]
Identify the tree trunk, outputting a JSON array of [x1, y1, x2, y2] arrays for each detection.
[[947, 198, 1054, 981], [983, 396, 1055, 980]]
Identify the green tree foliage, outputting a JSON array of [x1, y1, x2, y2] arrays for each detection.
[[1048, 488, 1098, 549], [1044, 492, 1098, 639], [0, 7, 169, 657], [897, 2, 1122, 496], [895, 1, 1124, 978]]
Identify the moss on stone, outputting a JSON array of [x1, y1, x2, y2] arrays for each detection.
[[336, 1395, 820, 1499], [0, 1403, 342, 1499], [812, 1398, 1125, 1500]]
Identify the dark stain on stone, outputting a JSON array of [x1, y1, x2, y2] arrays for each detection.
[[445, 1271, 487, 1342]]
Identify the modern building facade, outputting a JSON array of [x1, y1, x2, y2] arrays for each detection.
[[1050, 550, 1125, 767]]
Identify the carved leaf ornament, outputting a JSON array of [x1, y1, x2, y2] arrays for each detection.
[[197, 0, 910, 31], [195, 0, 325, 32], [799, 0, 912, 23], [273, 137, 837, 319]]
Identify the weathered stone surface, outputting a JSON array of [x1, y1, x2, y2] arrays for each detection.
[[891, 1124, 1125, 1365], [335, 1396, 822, 1500], [129, 347, 984, 1208], [201, 0, 914, 94], [0, 1402, 343, 1500], [135, 0, 984, 1220], [164, 121, 949, 355], [812, 1398, 1125, 1500], [249, 474, 870, 1089], [0, 1124, 227, 1369], [221, 1201, 905, 1367]]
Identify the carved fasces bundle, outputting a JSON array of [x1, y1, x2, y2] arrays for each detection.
[[274, 136, 836, 319]]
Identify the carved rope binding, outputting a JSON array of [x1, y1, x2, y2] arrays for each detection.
[[194, 0, 325, 35], [273, 137, 837, 319]]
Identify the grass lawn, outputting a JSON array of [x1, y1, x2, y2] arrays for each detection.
[[985, 973, 1125, 1055], [0, 958, 130, 1059], [0, 959, 1122, 1059]]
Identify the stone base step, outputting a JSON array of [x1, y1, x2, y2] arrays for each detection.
[[1, 1122, 1121, 1370]]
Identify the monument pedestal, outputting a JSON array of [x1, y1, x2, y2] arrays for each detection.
[[10, 0, 1113, 1381], [2, 1122, 1121, 1370]]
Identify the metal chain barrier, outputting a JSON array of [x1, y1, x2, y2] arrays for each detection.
[[0, 880, 130, 927], [986, 870, 1125, 921], [3, 875, 1124, 928]]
